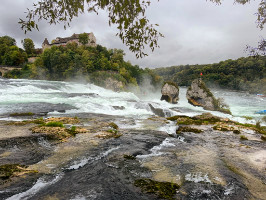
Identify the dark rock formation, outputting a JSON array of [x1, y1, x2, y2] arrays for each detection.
[[149, 103, 171, 117], [160, 82, 179, 104], [186, 79, 231, 114], [113, 106, 125, 110]]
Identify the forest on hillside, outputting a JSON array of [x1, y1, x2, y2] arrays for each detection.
[[153, 56, 266, 94], [1, 35, 162, 91]]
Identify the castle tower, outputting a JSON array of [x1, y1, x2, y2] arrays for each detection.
[[42, 38, 50, 50]]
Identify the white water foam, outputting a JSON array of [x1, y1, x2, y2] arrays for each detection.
[[185, 172, 212, 183], [68, 146, 120, 170], [6, 173, 63, 200], [158, 121, 177, 136], [137, 138, 176, 159], [1, 79, 265, 124]]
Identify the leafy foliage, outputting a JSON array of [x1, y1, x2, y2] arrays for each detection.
[[22, 38, 35, 56], [154, 56, 266, 94], [0, 36, 27, 66], [4, 40, 162, 90], [78, 33, 89, 45]]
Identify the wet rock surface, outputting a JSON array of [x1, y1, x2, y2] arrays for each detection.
[[0, 114, 265, 200]]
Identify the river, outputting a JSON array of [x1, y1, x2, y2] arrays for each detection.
[[0, 78, 265, 125], [0, 78, 265, 200]]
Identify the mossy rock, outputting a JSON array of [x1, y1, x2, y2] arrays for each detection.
[[123, 154, 136, 160], [9, 112, 35, 117], [176, 126, 202, 134], [109, 122, 119, 130], [45, 117, 80, 124], [233, 130, 241, 134], [134, 178, 179, 200], [240, 135, 248, 140], [0, 164, 37, 181], [95, 130, 122, 139], [167, 113, 222, 125]]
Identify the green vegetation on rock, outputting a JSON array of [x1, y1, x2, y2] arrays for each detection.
[[45, 121, 64, 127], [176, 126, 202, 134], [123, 154, 136, 160], [240, 135, 248, 140], [0, 164, 37, 181], [9, 112, 34, 117], [134, 178, 179, 200]]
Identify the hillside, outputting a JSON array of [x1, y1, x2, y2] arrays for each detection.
[[1, 35, 162, 91], [153, 56, 266, 94]]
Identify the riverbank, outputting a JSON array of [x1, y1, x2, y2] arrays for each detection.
[[0, 112, 265, 199]]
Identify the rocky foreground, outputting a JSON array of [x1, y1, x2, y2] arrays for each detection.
[[0, 113, 265, 200]]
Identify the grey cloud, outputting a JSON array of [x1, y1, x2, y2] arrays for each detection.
[[0, 0, 264, 68]]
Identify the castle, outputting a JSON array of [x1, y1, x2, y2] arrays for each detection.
[[42, 32, 96, 50]]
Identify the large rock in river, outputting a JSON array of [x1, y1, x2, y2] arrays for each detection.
[[160, 82, 179, 104], [186, 78, 231, 114]]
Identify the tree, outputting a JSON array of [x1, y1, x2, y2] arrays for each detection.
[[19, 0, 265, 57], [78, 33, 89, 46], [0, 35, 16, 46], [22, 38, 35, 55]]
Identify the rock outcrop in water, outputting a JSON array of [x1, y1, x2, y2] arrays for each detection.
[[160, 82, 179, 104], [186, 78, 231, 114]]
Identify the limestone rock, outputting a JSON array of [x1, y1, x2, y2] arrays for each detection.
[[160, 82, 179, 104], [186, 79, 215, 110], [186, 79, 231, 114]]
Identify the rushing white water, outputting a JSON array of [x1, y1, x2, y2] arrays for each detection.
[[0, 78, 265, 125]]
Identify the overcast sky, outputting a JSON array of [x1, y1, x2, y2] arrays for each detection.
[[0, 0, 265, 68]]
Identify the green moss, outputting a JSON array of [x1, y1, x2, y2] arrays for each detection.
[[199, 80, 213, 97], [67, 126, 77, 136], [240, 135, 248, 140], [32, 117, 45, 125], [123, 154, 136, 160], [45, 121, 64, 127], [176, 126, 202, 134], [9, 112, 34, 117], [233, 130, 241, 134], [0, 164, 25, 180], [109, 122, 119, 130], [134, 178, 179, 200], [167, 113, 222, 125], [0, 164, 38, 181]]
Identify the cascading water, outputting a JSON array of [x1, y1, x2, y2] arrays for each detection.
[[0, 78, 265, 125]]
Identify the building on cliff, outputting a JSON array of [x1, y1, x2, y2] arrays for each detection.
[[42, 32, 96, 50]]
